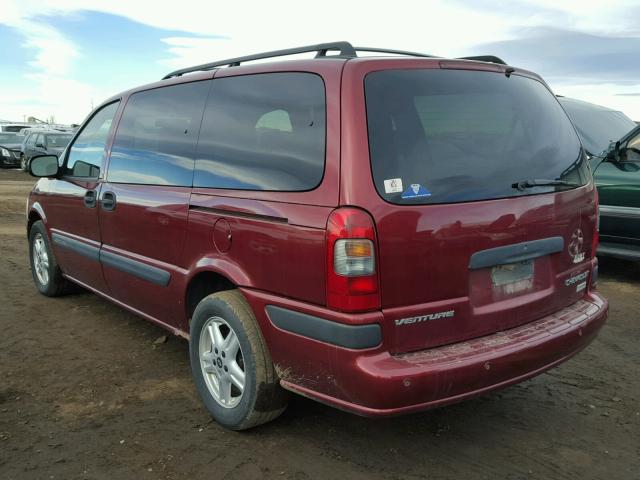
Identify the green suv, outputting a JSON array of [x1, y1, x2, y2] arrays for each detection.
[[559, 97, 640, 261]]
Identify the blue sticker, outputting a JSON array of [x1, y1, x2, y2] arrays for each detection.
[[401, 183, 432, 199]]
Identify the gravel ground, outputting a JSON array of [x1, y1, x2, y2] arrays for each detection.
[[1, 168, 638, 480]]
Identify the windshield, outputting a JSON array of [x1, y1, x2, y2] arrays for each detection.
[[0, 133, 19, 144], [559, 98, 637, 156], [365, 69, 588, 205], [45, 134, 72, 147]]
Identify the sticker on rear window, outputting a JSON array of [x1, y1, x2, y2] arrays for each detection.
[[384, 178, 403, 194], [401, 183, 431, 199]]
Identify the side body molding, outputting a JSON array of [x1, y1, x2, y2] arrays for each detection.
[[52, 231, 171, 287]]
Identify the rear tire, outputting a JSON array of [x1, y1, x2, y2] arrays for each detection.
[[20, 154, 27, 172], [28, 221, 70, 296], [189, 290, 288, 430]]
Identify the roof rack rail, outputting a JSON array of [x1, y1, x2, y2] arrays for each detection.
[[162, 41, 357, 79], [161, 41, 440, 80], [353, 46, 434, 58], [457, 55, 507, 65]]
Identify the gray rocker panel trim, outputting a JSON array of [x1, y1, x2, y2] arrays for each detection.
[[266, 305, 381, 349], [469, 236, 565, 270], [51, 232, 100, 262], [100, 250, 171, 287], [52, 232, 170, 287]]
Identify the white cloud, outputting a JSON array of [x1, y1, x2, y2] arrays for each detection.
[[555, 83, 640, 121], [21, 20, 78, 76], [0, 4, 96, 123]]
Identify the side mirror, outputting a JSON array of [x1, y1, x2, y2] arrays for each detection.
[[29, 155, 59, 178], [36, 143, 46, 149]]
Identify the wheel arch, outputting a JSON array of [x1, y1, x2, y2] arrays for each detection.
[[27, 202, 47, 238], [185, 269, 237, 323]]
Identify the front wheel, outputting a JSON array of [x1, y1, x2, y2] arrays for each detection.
[[189, 290, 288, 430], [20, 154, 27, 172], [28, 221, 69, 296]]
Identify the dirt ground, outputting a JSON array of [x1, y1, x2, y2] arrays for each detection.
[[0, 168, 638, 480]]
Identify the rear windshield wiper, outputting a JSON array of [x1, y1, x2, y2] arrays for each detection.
[[511, 179, 582, 191]]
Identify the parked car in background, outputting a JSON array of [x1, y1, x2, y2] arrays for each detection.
[[26, 42, 607, 430], [0, 133, 23, 168], [0, 123, 29, 133], [558, 97, 640, 260], [21, 131, 73, 171], [18, 125, 76, 137]]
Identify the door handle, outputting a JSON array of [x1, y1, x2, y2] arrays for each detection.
[[83, 190, 97, 208], [101, 191, 117, 211]]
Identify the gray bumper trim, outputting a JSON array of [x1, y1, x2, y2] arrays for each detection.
[[266, 305, 381, 349]]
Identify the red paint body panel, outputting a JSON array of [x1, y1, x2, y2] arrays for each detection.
[[245, 287, 606, 415], [98, 182, 192, 326], [27, 54, 609, 418], [34, 178, 108, 292], [340, 58, 599, 352], [185, 194, 331, 306]]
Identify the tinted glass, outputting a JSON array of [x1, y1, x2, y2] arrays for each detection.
[[2, 125, 24, 133], [108, 81, 209, 186], [628, 130, 640, 150], [194, 73, 325, 191], [45, 134, 72, 147], [65, 102, 119, 178], [0, 133, 18, 144], [27, 133, 37, 147], [559, 98, 637, 156], [365, 69, 587, 205]]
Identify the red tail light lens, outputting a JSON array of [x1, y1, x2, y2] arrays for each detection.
[[326, 208, 381, 312]]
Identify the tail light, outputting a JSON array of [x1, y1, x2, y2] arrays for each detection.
[[326, 207, 380, 312]]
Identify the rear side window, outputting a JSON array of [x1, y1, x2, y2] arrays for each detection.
[[108, 81, 209, 186], [46, 135, 72, 147], [193, 72, 326, 191], [365, 69, 586, 205]]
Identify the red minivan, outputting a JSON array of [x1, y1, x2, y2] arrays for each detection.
[[26, 42, 608, 430]]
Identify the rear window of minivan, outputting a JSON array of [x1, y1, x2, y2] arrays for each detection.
[[365, 69, 588, 205]]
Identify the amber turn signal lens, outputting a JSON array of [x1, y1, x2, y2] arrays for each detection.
[[344, 240, 373, 257]]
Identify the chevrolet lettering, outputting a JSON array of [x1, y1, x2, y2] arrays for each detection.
[[565, 271, 589, 287]]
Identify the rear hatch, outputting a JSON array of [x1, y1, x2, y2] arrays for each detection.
[[364, 66, 597, 353]]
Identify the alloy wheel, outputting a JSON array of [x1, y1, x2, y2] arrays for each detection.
[[32, 233, 50, 286], [199, 316, 246, 408]]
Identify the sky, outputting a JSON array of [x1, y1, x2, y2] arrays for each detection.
[[1, 0, 639, 124]]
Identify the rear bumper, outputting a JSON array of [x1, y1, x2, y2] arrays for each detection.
[[244, 289, 608, 417]]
